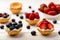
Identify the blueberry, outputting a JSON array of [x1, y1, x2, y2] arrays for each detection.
[[18, 21, 22, 24], [0, 25, 4, 29], [32, 10, 35, 12], [20, 16, 23, 19], [8, 23, 12, 26], [29, 6, 31, 9], [53, 20, 57, 24], [58, 31, 60, 35], [16, 14, 19, 17], [6, 24, 11, 28], [19, 23, 23, 27], [4, 13, 7, 15], [12, 19, 15, 22], [27, 26, 30, 29], [31, 31, 36, 36], [3, 15, 8, 18], [12, 22, 17, 26], [9, 26, 15, 30]]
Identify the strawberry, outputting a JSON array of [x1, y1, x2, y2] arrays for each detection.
[[50, 6, 56, 11], [38, 8, 44, 12], [40, 4, 47, 9], [39, 23, 47, 29], [35, 12, 40, 19], [29, 13, 35, 20], [48, 23, 54, 29], [25, 13, 30, 18], [56, 6, 60, 13], [48, 2, 56, 8], [44, 7, 51, 13], [2, 13, 5, 16], [48, 11, 57, 15]]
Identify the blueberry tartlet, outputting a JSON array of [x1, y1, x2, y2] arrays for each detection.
[[25, 12, 40, 25], [10, 2, 22, 14], [37, 19, 54, 36], [4, 19, 23, 36], [0, 13, 10, 24]]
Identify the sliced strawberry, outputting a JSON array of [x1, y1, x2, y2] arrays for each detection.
[[40, 4, 47, 9], [38, 8, 44, 12], [25, 13, 30, 18], [48, 2, 56, 8], [39, 23, 47, 29], [48, 23, 54, 29], [35, 12, 40, 19], [48, 11, 57, 15], [44, 7, 51, 13], [56, 5, 60, 13], [29, 13, 35, 20]]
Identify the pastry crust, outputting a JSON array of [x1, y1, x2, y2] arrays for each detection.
[[0, 16, 10, 24], [10, 2, 22, 14], [26, 19, 39, 25], [37, 28, 54, 36], [4, 26, 22, 36]]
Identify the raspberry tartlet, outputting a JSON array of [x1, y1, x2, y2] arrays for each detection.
[[38, 2, 60, 19], [0, 13, 10, 24], [10, 2, 22, 14], [25, 12, 40, 25], [4, 19, 23, 36], [37, 19, 54, 36]]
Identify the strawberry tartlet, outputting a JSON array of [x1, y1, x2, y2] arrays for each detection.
[[25, 12, 40, 25], [38, 2, 60, 19], [37, 19, 54, 36], [4, 19, 23, 36], [0, 13, 10, 24], [10, 2, 22, 14]]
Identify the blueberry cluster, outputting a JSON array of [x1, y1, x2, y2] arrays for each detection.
[[0, 13, 9, 18], [6, 19, 23, 30]]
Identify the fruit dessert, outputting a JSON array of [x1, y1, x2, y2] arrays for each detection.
[[0, 13, 10, 24], [25, 11, 40, 25], [37, 19, 54, 36], [4, 19, 23, 36], [10, 2, 22, 14], [38, 2, 60, 19]]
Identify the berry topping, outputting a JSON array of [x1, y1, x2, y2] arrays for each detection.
[[9, 26, 15, 30], [27, 25, 30, 29], [31, 31, 36, 36], [0, 13, 2, 17], [35, 12, 40, 19], [53, 20, 57, 24], [20, 16, 23, 19], [29, 13, 35, 20], [12, 19, 15, 22], [25, 13, 30, 18], [38, 19, 54, 29]]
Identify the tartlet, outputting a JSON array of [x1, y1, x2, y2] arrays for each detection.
[[25, 12, 40, 25], [0, 13, 10, 24], [4, 19, 23, 36], [37, 19, 54, 36], [10, 2, 22, 14]]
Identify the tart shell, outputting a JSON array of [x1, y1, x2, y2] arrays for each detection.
[[26, 19, 39, 25], [37, 29, 54, 36]]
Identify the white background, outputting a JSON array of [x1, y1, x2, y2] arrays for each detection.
[[0, 0, 60, 40]]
